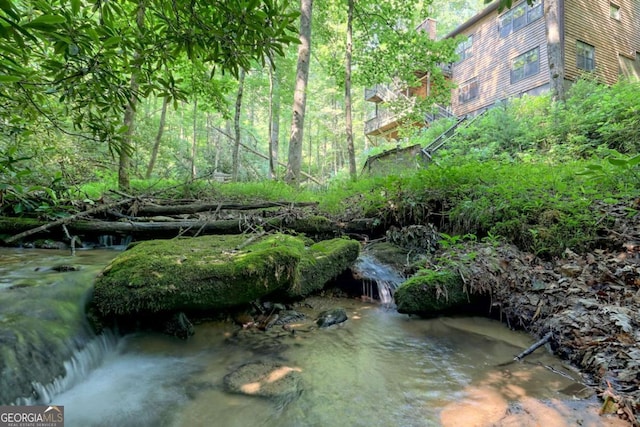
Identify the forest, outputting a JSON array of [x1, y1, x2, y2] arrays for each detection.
[[1, 0, 640, 425], [0, 0, 487, 197]]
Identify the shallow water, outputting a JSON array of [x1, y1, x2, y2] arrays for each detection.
[[0, 248, 626, 426], [57, 300, 615, 427]]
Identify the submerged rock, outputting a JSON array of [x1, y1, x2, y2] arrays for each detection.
[[316, 307, 348, 328], [223, 361, 303, 405], [162, 312, 194, 340], [89, 234, 359, 333]]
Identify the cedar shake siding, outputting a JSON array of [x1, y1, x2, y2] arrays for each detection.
[[564, 0, 640, 83], [364, 0, 640, 139], [449, 0, 549, 117]]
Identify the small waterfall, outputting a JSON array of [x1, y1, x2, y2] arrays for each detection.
[[16, 332, 120, 405], [353, 255, 405, 305], [98, 235, 133, 250]]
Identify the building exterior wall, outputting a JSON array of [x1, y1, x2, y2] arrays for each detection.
[[450, 0, 550, 117], [364, 0, 640, 138], [564, 0, 640, 83]]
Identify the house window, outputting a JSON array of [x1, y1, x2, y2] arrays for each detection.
[[576, 41, 595, 71], [528, 0, 543, 22], [500, 0, 543, 38], [610, 3, 621, 20], [511, 47, 540, 83], [456, 35, 473, 62], [458, 78, 478, 103]]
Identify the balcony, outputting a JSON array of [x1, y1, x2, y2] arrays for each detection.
[[364, 84, 403, 103], [439, 62, 453, 78], [364, 108, 399, 135]]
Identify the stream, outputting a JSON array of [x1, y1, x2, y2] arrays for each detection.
[[0, 247, 624, 427]]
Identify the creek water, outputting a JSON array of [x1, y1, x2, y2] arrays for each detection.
[[0, 248, 624, 427]]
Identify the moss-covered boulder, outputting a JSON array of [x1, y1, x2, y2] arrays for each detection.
[[291, 238, 361, 297], [394, 269, 473, 316], [0, 267, 103, 404], [90, 234, 359, 328]]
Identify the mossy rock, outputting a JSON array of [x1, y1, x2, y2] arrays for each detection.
[[90, 234, 360, 325], [92, 234, 300, 317], [290, 238, 361, 297], [394, 269, 471, 316], [362, 242, 411, 271], [0, 271, 97, 404]]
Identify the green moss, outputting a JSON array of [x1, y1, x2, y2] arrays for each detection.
[[0, 217, 43, 232], [394, 269, 469, 316], [93, 234, 304, 316], [363, 242, 410, 270], [0, 271, 96, 403], [292, 215, 334, 233], [291, 238, 361, 297]]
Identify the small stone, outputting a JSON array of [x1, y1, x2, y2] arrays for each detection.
[[560, 263, 582, 278], [316, 307, 348, 328]]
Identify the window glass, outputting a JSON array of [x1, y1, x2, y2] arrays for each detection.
[[512, 3, 527, 31], [576, 41, 595, 71], [528, 0, 543, 21], [610, 3, 621, 20], [511, 47, 540, 83], [499, 13, 513, 37], [456, 35, 474, 62], [499, 0, 543, 38], [458, 78, 478, 103]]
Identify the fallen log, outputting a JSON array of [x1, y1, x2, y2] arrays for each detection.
[[67, 219, 246, 237], [135, 201, 318, 216], [3, 198, 135, 244]]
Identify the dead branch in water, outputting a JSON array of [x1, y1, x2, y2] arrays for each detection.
[[497, 332, 553, 367]]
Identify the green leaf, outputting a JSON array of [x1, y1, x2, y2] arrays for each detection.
[[0, 74, 20, 82], [0, 0, 19, 20], [607, 158, 628, 167], [585, 164, 604, 170], [71, 0, 81, 15], [627, 154, 640, 167], [103, 36, 121, 47], [25, 14, 66, 26]]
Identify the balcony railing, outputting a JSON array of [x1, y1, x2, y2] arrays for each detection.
[[439, 62, 453, 78], [425, 103, 455, 123], [365, 108, 398, 134], [365, 84, 400, 103]]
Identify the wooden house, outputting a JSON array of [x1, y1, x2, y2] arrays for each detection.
[[364, 0, 640, 141]]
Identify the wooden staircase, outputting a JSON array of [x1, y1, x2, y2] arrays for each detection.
[[421, 110, 486, 161]]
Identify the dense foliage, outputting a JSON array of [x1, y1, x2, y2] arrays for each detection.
[[1, 0, 638, 261]]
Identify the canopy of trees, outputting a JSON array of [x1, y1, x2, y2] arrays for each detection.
[[0, 0, 484, 198]]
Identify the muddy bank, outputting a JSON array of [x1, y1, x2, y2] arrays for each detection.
[[402, 239, 640, 425]]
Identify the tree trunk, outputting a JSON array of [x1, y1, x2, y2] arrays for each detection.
[[285, 0, 313, 186], [545, 0, 565, 101], [212, 126, 322, 185], [345, 0, 357, 181], [191, 97, 198, 179], [268, 59, 280, 180], [233, 69, 246, 181], [118, 0, 146, 190], [146, 96, 168, 179]]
